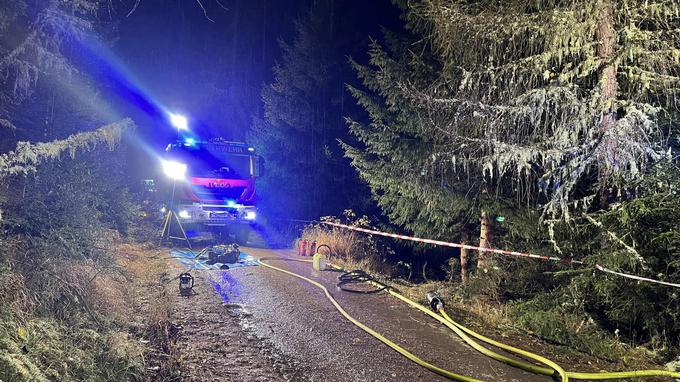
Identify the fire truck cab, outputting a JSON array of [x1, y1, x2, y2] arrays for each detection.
[[161, 138, 263, 243]]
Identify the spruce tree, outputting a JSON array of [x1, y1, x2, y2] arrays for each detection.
[[347, 0, 678, 256], [250, 0, 370, 221], [0, 0, 107, 113], [405, 0, 678, 220], [348, 0, 680, 342], [344, 35, 531, 275], [346, 37, 457, 235], [0, 0, 116, 149]]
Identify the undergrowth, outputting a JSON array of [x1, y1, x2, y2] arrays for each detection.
[[299, 211, 397, 276], [0, 248, 146, 382]]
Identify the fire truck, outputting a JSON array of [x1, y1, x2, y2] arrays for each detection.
[[161, 138, 263, 244]]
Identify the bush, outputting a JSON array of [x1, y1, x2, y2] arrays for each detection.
[[508, 293, 627, 359]]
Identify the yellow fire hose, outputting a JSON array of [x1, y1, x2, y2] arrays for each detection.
[[257, 256, 680, 381], [436, 308, 680, 380], [257, 257, 484, 381], [386, 287, 567, 382]]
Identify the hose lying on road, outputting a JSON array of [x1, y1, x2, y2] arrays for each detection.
[[257, 257, 485, 382], [337, 270, 389, 294], [436, 305, 680, 381], [258, 256, 680, 381]]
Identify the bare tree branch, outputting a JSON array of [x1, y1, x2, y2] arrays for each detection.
[[126, 0, 141, 17], [214, 0, 229, 11], [195, 0, 215, 22]]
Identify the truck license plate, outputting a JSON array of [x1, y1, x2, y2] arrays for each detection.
[[210, 212, 233, 219]]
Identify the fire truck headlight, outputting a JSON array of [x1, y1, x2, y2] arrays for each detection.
[[162, 160, 187, 180], [244, 211, 257, 220], [178, 210, 191, 219]]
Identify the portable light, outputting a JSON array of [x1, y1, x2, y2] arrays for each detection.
[[161, 160, 187, 180], [170, 113, 188, 130]]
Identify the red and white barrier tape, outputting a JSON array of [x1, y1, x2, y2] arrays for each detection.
[[321, 221, 680, 289], [321, 221, 583, 265], [594, 264, 680, 288]]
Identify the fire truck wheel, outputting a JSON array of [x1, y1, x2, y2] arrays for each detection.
[[234, 226, 250, 245], [212, 226, 230, 242]]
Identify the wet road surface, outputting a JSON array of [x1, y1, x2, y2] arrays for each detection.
[[196, 246, 553, 382]]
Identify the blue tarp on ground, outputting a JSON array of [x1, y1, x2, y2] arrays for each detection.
[[170, 249, 258, 270]]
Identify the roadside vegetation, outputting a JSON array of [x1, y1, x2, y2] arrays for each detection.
[[0, 2, 178, 380], [0, 131, 184, 381], [0, 134, 143, 381]]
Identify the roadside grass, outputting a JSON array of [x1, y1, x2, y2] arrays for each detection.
[[0, 241, 145, 381], [0, 238, 186, 382], [300, 223, 670, 376], [116, 243, 181, 382], [299, 222, 396, 276]]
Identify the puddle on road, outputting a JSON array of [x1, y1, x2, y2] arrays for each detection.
[[205, 271, 259, 333], [202, 269, 306, 380], [221, 301, 258, 333]]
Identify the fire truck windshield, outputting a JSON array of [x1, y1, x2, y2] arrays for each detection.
[[168, 146, 252, 180], [189, 155, 251, 179]]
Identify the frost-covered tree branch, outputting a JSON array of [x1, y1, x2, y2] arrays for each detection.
[[0, 0, 102, 108], [0, 118, 134, 178], [0, 119, 16, 130], [402, 0, 678, 219]]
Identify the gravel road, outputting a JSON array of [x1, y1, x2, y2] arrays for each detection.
[[175, 246, 553, 382]]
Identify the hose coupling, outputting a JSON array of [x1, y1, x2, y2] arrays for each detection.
[[426, 292, 443, 311]]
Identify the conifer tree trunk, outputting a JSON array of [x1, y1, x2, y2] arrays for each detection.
[[477, 210, 492, 272], [596, 0, 618, 206], [460, 230, 469, 282]]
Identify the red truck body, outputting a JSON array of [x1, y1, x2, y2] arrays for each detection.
[[163, 139, 262, 242]]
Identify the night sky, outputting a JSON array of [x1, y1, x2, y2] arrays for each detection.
[[106, 0, 399, 167]]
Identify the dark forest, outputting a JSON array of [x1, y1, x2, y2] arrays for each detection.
[[1, 1, 680, 381]]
